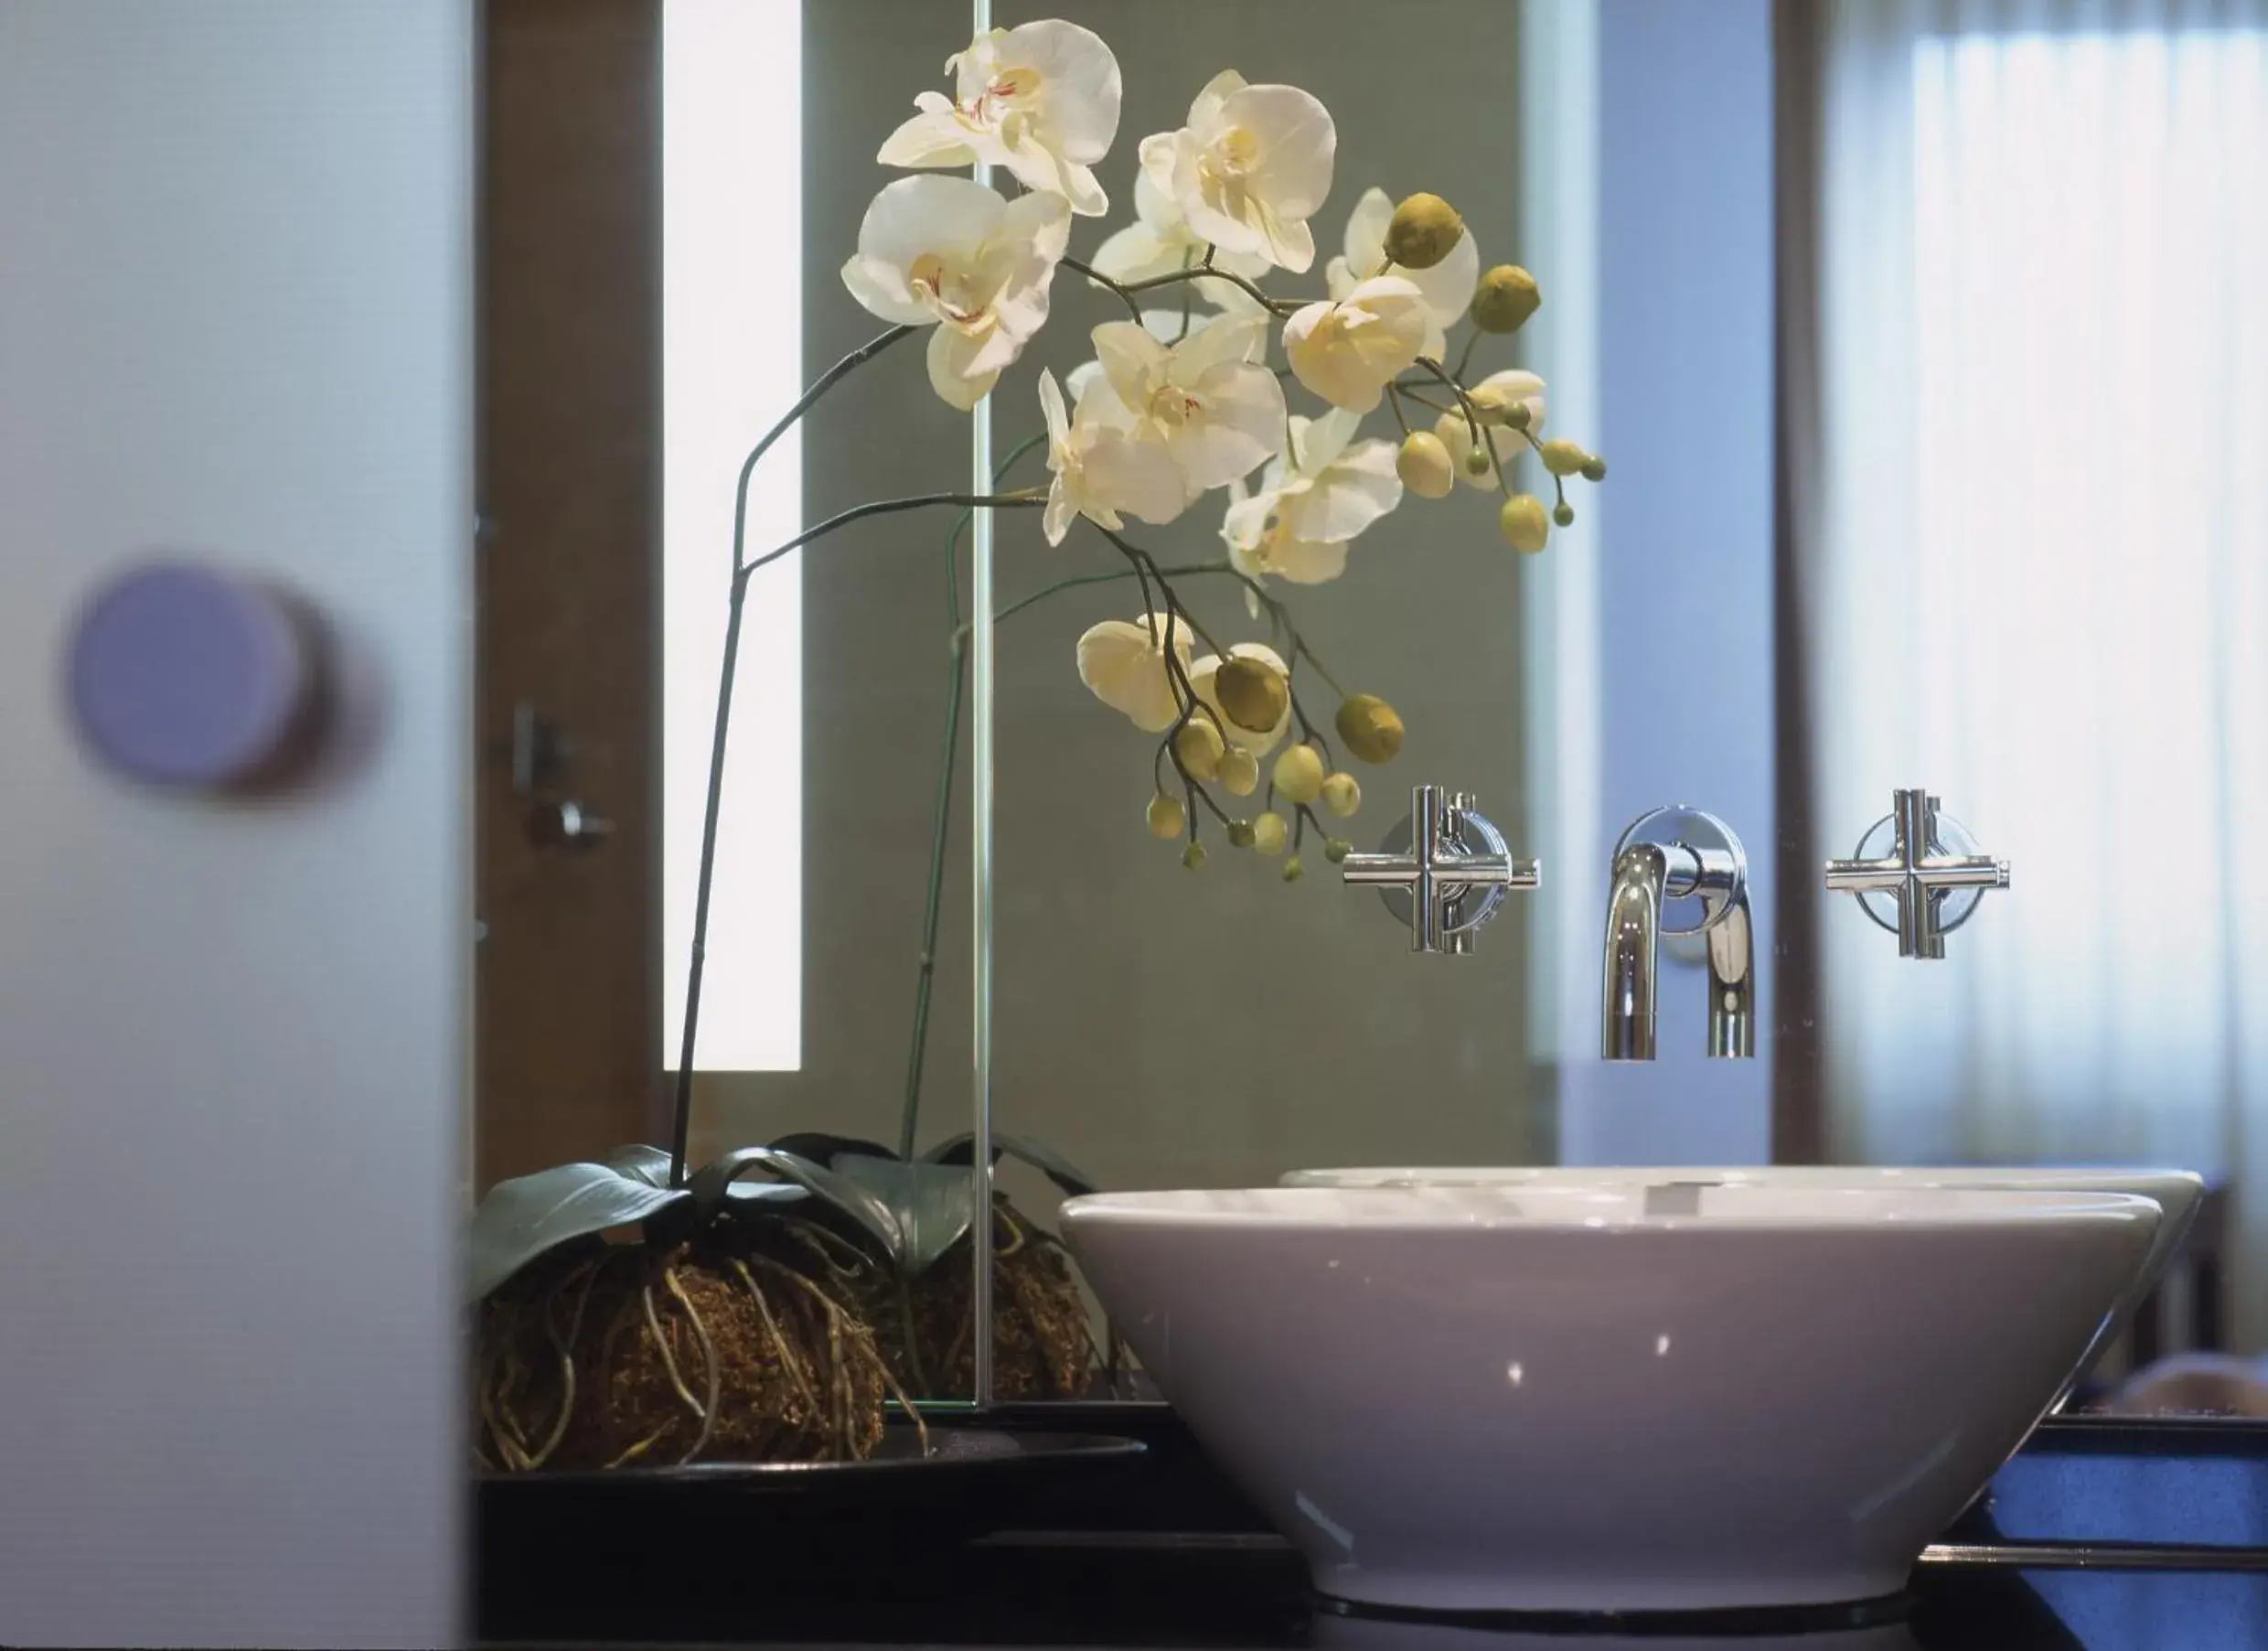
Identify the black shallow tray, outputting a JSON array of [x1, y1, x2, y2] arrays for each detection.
[[476, 1424, 1145, 1644]]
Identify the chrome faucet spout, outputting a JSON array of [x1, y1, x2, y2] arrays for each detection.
[[1600, 808, 1754, 1063], [1706, 889, 1756, 1058], [1601, 843, 1668, 1060]]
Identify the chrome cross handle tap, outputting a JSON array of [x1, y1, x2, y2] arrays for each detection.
[[1824, 788, 2010, 960], [1343, 785, 1540, 954]]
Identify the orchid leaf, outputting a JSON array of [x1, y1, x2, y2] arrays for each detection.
[[609, 1142, 806, 1206], [602, 1144, 676, 1188], [690, 1146, 901, 1262], [769, 1131, 897, 1164], [466, 1161, 690, 1304], [829, 1153, 979, 1279], [923, 1131, 1100, 1198]]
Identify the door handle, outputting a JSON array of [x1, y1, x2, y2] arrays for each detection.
[[524, 797, 614, 851]]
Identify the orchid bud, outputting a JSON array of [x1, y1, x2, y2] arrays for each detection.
[[1320, 771, 1362, 818], [1554, 500, 1576, 528], [1227, 819, 1257, 849], [1499, 493, 1550, 553], [1383, 192, 1465, 271], [1462, 444, 1494, 477], [1252, 810, 1289, 855], [1466, 384, 1513, 423], [1281, 855, 1306, 883], [1174, 718, 1225, 781], [1219, 745, 1260, 797], [1324, 837, 1353, 863], [1334, 694, 1405, 766], [1471, 264, 1541, 333], [1539, 438, 1589, 477], [1182, 842, 1207, 870], [1580, 454, 1608, 482], [1215, 656, 1289, 738], [1147, 793, 1186, 840], [1396, 431, 1456, 499], [1272, 744, 1326, 805]]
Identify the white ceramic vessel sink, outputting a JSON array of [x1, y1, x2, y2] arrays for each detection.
[[1305, 1614, 1920, 1651], [1062, 1184, 2158, 1614], [1281, 1164, 2204, 1403]]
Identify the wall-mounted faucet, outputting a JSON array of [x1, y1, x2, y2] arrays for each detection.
[[1343, 784, 1539, 954], [1601, 807, 1754, 1061], [1824, 788, 2008, 959]]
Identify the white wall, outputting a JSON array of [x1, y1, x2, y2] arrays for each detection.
[[0, 5, 471, 1646]]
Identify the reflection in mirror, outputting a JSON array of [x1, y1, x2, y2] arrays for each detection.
[[1786, 4, 2268, 1415], [990, 0, 1551, 1406], [473, 0, 2268, 1459], [989, 0, 2268, 1424]]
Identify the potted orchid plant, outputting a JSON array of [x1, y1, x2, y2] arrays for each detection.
[[470, 15, 1603, 1472]]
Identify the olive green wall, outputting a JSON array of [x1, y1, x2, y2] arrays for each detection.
[[700, 1, 1545, 1201]]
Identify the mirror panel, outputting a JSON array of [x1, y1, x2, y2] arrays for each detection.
[[475, 0, 2268, 1434]]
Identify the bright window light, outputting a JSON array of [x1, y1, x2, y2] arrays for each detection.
[[1816, 23, 2268, 1163], [662, 0, 802, 1071]]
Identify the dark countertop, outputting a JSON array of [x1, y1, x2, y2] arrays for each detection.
[[478, 1409, 2268, 1651], [483, 1539, 2268, 1651]]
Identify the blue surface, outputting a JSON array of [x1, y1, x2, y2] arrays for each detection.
[[66, 562, 307, 787], [1560, 0, 1778, 1165]]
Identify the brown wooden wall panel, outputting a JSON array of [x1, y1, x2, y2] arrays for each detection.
[[476, 0, 662, 1190]]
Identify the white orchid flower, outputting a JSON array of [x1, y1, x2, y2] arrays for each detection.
[[1138, 70, 1336, 273], [840, 177, 1071, 410], [876, 19, 1122, 217], [1077, 614, 1192, 733], [1037, 369, 1185, 546], [1281, 275, 1429, 413], [1077, 313, 1286, 496], [1096, 306, 1270, 361], [1325, 186, 1480, 359], [1436, 369, 1547, 490], [1189, 642, 1292, 754], [1089, 171, 1274, 315], [1219, 410, 1403, 586], [1221, 477, 1347, 586]]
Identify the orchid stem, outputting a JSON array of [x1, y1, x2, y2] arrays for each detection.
[[1452, 328, 1479, 382], [737, 491, 1044, 584], [1412, 355, 1482, 445], [901, 434, 1047, 1163], [668, 574, 748, 1190], [1292, 638, 1348, 698], [1064, 252, 1302, 319], [1385, 384, 1414, 439], [1093, 526, 1225, 653], [677, 488, 1042, 1187], [729, 326, 918, 582], [670, 324, 921, 1187], [899, 629, 966, 1164]]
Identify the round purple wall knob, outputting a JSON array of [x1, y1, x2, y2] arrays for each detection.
[[66, 563, 325, 790]]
